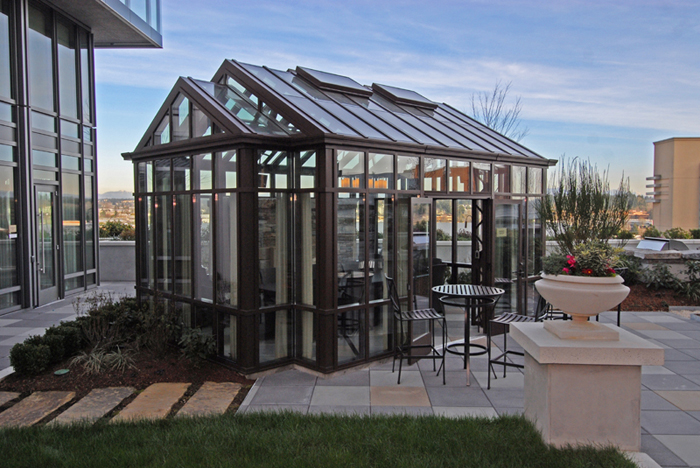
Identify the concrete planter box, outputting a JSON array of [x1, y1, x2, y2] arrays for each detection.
[[99, 240, 135, 282]]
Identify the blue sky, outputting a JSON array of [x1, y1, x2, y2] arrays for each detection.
[[94, 0, 700, 194]]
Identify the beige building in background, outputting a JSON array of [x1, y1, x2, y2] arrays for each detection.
[[648, 138, 700, 232]]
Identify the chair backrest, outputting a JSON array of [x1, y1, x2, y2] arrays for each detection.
[[533, 294, 551, 321], [385, 275, 401, 314]]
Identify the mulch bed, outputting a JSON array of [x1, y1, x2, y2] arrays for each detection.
[[617, 284, 698, 311], [0, 349, 254, 401]]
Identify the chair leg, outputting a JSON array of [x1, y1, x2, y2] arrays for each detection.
[[617, 303, 621, 327], [502, 327, 508, 378]]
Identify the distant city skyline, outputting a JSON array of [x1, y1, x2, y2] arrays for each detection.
[[94, 0, 700, 195]]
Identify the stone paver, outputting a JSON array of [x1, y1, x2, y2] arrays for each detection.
[[52, 387, 135, 425], [177, 382, 241, 418], [370, 386, 430, 406], [0, 391, 74, 427], [0, 391, 20, 407], [112, 383, 189, 423], [656, 391, 700, 411]]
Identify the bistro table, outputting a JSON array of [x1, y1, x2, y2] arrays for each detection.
[[431, 284, 505, 386]]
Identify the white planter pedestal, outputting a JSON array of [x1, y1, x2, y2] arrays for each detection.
[[510, 322, 664, 451]]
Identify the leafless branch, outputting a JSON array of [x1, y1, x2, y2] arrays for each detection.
[[470, 81, 529, 142]]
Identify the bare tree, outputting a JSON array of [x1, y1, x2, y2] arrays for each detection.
[[470, 81, 529, 142]]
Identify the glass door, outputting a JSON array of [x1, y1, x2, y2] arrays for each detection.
[[494, 201, 523, 315], [35, 185, 59, 305], [407, 198, 432, 357]]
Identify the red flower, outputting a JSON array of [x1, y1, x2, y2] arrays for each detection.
[[606, 267, 616, 276], [566, 255, 577, 267], [562, 267, 570, 274], [583, 268, 593, 275]]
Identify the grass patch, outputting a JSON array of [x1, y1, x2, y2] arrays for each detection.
[[0, 413, 635, 468]]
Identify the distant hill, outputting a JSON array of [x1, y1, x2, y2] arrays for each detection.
[[99, 191, 132, 199]]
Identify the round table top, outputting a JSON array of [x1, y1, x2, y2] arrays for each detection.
[[431, 284, 505, 298]]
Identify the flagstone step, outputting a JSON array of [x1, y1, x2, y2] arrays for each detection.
[[0, 391, 20, 408], [52, 387, 135, 425], [0, 391, 75, 428], [177, 382, 241, 418], [112, 382, 190, 423]]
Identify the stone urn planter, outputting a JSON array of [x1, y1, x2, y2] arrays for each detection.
[[535, 273, 630, 340]]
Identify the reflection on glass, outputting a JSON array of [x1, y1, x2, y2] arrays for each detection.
[[57, 22, 78, 118], [527, 199, 543, 279], [449, 160, 470, 192], [472, 162, 491, 193], [216, 193, 237, 307], [513, 166, 526, 193], [215, 150, 236, 189], [32, 111, 55, 133], [455, 199, 473, 269], [259, 310, 292, 363], [174, 194, 191, 296], [528, 167, 543, 194], [139, 196, 153, 288], [258, 150, 289, 189], [36, 189, 55, 289], [494, 203, 519, 315], [193, 153, 212, 190], [173, 156, 190, 191], [62, 173, 81, 275], [222, 314, 237, 361], [194, 194, 212, 302], [297, 150, 316, 189], [0, 144, 12, 163], [0, 3, 11, 99], [79, 31, 91, 123], [27, 5, 54, 111], [296, 310, 315, 362], [192, 105, 212, 138], [369, 305, 393, 357], [368, 153, 393, 189], [0, 103, 11, 125], [155, 195, 171, 292], [33, 150, 56, 167], [337, 150, 364, 188], [295, 193, 316, 306], [396, 195, 410, 299], [171, 94, 190, 141], [137, 162, 149, 193], [423, 157, 446, 191], [155, 113, 170, 145], [61, 120, 79, 138], [397, 156, 420, 190], [0, 165, 18, 291], [258, 193, 291, 307], [494, 164, 510, 193], [337, 193, 365, 307], [412, 200, 431, 309], [85, 176, 94, 270], [369, 194, 392, 302], [338, 309, 365, 364], [154, 159, 170, 192]]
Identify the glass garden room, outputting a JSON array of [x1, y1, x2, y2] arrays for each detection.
[[124, 59, 555, 376]]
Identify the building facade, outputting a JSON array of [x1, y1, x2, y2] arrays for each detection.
[[0, 0, 162, 313], [124, 60, 556, 376], [648, 138, 700, 232]]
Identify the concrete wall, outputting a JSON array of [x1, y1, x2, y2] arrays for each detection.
[[99, 240, 136, 282], [652, 138, 700, 232]]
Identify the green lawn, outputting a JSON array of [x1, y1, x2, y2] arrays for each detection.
[[0, 412, 635, 468]]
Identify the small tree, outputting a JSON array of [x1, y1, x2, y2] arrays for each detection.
[[471, 81, 529, 142], [537, 158, 632, 255]]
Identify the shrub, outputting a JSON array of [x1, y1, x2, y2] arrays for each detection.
[[643, 264, 681, 290], [664, 227, 691, 239], [542, 242, 620, 277], [435, 229, 451, 241], [10, 342, 51, 375], [99, 220, 134, 239], [45, 323, 83, 357], [691, 229, 700, 239], [616, 254, 644, 286], [677, 260, 700, 303], [24, 334, 65, 364], [616, 229, 635, 239], [179, 328, 216, 366], [643, 225, 663, 238], [70, 347, 135, 375]]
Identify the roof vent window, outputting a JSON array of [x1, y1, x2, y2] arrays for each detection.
[[371, 83, 438, 110], [295, 66, 373, 98]]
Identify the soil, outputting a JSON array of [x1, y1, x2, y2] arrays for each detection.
[[617, 283, 698, 311], [0, 348, 254, 401]]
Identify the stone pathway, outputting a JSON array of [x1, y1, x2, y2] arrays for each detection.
[[178, 382, 241, 418], [0, 391, 74, 427], [0, 391, 19, 407], [112, 382, 190, 423], [52, 387, 135, 425]]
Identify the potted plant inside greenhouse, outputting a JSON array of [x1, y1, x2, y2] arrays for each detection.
[[535, 158, 632, 340]]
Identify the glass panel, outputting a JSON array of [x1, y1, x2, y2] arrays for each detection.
[[171, 94, 190, 142], [258, 150, 290, 190], [57, 22, 78, 118], [472, 162, 491, 193], [194, 194, 212, 302], [138, 196, 154, 288], [412, 200, 431, 309], [297, 150, 316, 189], [215, 150, 236, 189], [85, 176, 94, 270], [0, 144, 14, 162], [0, 2, 11, 100], [155, 113, 170, 145], [296, 310, 316, 362], [369, 304, 393, 357], [528, 167, 543, 194], [65, 275, 83, 292], [0, 165, 18, 290], [221, 314, 237, 361], [167, 158, 188, 193], [86, 272, 95, 285], [455, 199, 473, 275], [258, 192, 291, 307], [33, 169, 56, 181], [60, 120, 79, 138], [259, 310, 292, 363], [27, 5, 54, 111], [174, 194, 191, 296], [62, 173, 82, 275], [295, 193, 316, 306], [372, 94, 449, 146], [83, 158, 92, 173], [31, 132, 57, 149], [368, 153, 393, 189], [137, 162, 149, 192], [154, 159, 171, 192], [337, 309, 365, 364], [527, 200, 543, 278], [435, 199, 453, 266], [79, 30, 91, 122], [32, 111, 55, 133], [395, 195, 410, 299], [155, 194, 172, 292], [397, 156, 420, 191], [328, 92, 415, 143], [513, 166, 526, 193], [495, 203, 520, 315], [130, 0, 147, 23], [36, 189, 55, 289], [83, 125, 92, 142], [225, 76, 300, 135], [0, 102, 12, 123], [369, 194, 393, 302], [193, 305, 214, 338], [216, 192, 237, 307], [423, 157, 446, 191], [0, 291, 19, 309], [337, 193, 365, 307], [449, 160, 470, 192], [337, 150, 364, 188], [193, 153, 212, 190], [192, 105, 211, 138], [494, 164, 510, 193]]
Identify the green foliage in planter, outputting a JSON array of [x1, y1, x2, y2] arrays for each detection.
[[616, 254, 644, 286], [179, 328, 216, 366], [24, 334, 65, 364], [676, 260, 700, 303], [664, 227, 691, 239], [99, 220, 135, 239], [643, 226, 663, 238], [436, 229, 451, 241], [616, 229, 635, 239], [537, 158, 632, 256], [690, 229, 700, 239], [642, 264, 681, 291], [542, 242, 620, 277], [9, 342, 51, 375]]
